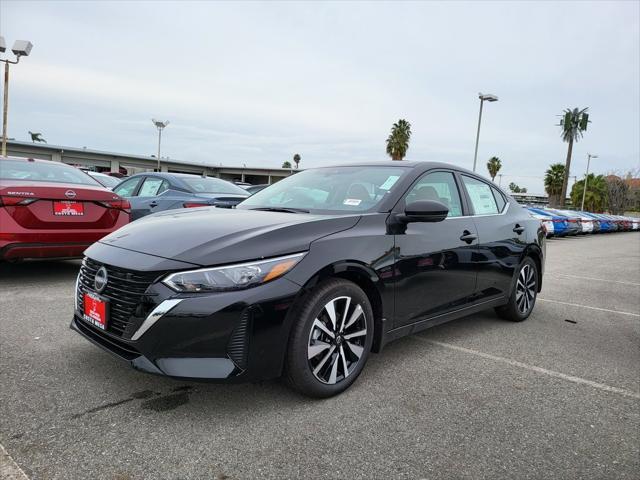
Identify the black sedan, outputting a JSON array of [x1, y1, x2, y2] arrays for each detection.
[[71, 162, 545, 397], [112, 172, 249, 220]]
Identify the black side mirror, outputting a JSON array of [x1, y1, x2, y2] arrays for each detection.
[[402, 200, 449, 223]]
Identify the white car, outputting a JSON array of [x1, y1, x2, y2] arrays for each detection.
[[555, 209, 594, 234], [528, 209, 554, 237]]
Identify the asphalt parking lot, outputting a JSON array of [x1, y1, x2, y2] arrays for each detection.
[[1, 233, 639, 480]]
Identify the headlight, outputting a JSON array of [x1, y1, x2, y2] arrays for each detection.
[[162, 252, 306, 292]]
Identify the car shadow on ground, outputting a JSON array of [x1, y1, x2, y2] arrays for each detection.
[[0, 259, 81, 283], [65, 310, 505, 418]]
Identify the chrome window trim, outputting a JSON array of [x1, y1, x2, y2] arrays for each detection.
[[443, 201, 511, 220], [131, 299, 183, 341]]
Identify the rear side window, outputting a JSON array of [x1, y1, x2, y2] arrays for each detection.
[[113, 177, 141, 197], [461, 175, 499, 215], [138, 178, 168, 197], [491, 186, 506, 212]]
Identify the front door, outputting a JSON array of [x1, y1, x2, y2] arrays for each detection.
[[393, 170, 478, 328]]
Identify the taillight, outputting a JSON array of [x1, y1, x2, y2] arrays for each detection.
[[99, 199, 131, 212], [183, 202, 209, 208], [0, 195, 38, 207]]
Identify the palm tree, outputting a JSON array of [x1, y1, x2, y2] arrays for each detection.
[[282, 160, 292, 169], [544, 163, 565, 207], [570, 174, 607, 212], [293, 153, 301, 169], [486, 156, 502, 181], [558, 107, 590, 206], [386, 119, 411, 160]]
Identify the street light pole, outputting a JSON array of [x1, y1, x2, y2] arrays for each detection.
[[580, 153, 598, 211], [472, 93, 498, 172], [152, 119, 169, 171], [0, 38, 33, 157]]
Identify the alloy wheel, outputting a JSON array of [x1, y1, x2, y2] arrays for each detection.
[[307, 296, 367, 385], [515, 264, 536, 314]]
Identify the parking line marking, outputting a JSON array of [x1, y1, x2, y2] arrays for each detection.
[[0, 443, 30, 480], [537, 298, 640, 317], [548, 273, 640, 286], [413, 337, 640, 400]]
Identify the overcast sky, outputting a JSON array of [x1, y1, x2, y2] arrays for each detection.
[[1, 0, 638, 193]]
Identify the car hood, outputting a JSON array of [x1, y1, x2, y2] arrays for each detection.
[[97, 207, 360, 266]]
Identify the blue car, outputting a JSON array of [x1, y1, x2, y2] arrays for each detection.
[[527, 207, 569, 237], [583, 213, 612, 233], [113, 172, 249, 221]]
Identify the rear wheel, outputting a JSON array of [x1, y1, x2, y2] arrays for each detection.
[[285, 279, 373, 398], [495, 257, 538, 322]]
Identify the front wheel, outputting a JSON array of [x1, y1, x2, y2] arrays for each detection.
[[495, 257, 538, 322], [284, 279, 373, 398]]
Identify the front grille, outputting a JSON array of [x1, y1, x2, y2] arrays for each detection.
[[77, 257, 161, 338]]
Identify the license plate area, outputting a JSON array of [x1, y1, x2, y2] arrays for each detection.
[[54, 201, 84, 216], [83, 292, 109, 330]]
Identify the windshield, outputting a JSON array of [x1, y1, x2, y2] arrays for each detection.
[[238, 166, 410, 213], [89, 172, 121, 188], [181, 177, 248, 195], [0, 159, 102, 186]]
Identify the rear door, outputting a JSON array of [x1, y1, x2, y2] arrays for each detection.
[[130, 177, 170, 219], [459, 174, 526, 299]]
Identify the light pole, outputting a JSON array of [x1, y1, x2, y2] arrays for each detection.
[[0, 38, 33, 157], [152, 119, 169, 171], [472, 93, 498, 172], [580, 153, 598, 211]]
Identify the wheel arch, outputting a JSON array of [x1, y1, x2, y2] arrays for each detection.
[[297, 261, 387, 353], [521, 244, 543, 292]]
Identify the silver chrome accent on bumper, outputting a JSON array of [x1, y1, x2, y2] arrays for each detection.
[[131, 299, 183, 341], [74, 271, 81, 311]]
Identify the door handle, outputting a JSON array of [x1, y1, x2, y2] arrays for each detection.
[[149, 201, 158, 208], [513, 224, 525, 235], [459, 230, 477, 244]]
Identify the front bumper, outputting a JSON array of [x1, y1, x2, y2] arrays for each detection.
[[71, 273, 303, 382]]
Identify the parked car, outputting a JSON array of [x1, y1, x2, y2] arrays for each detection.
[[244, 184, 269, 195], [528, 207, 568, 236], [85, 171, 123, 189], [112, 172, 249, 220], [0, 156, 130, 261], [553, 209, 593, 234], [585, 213, 612, 233], [544, 208, 582, 235], [71, 161, 545, 397], [527, 208, 554, 237]]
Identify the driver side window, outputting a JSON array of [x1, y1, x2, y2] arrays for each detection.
[[404, 171, 463, 218]]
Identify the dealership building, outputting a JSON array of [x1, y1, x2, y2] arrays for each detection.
[[5, 140, 293, 185]]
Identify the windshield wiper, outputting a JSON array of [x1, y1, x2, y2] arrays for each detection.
[[250, 207, 310, 214]]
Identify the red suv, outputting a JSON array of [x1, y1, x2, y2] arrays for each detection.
[[0, 156, 130, 261]]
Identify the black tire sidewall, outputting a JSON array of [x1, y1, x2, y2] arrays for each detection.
[[285, 279, 374, 398]]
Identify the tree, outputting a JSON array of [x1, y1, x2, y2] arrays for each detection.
[[28, 131, 46, 143], [544, 163, 565, 207], [282, 160, 292, 169], [293, 153, 301, 169], [570, 174, 607, 212], [508, 182, 527, 193], [605, 175, 630, 215], [486, 156, 502, 181], [386, 119, 411, 160], [558, 107, 590, 206]]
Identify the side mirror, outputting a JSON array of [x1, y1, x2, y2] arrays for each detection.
[[402, 200, 449, 223]]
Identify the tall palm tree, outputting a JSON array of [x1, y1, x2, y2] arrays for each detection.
[[486, 156, 502, 181], [544, 163, 565, 207], [558, 107, 590, 206], [570, 174, 607, 212], [386, 119, 411, 160], [293, 153, 301, 169]]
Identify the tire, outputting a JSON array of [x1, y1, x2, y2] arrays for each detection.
[[495, 257, 538, 322], [284, 278, 374, 398]]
